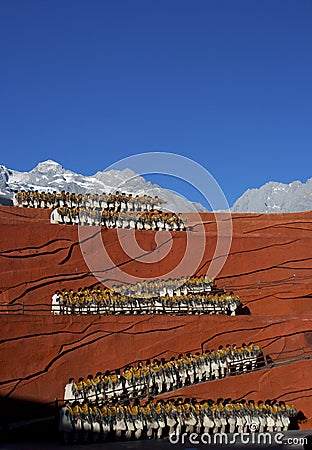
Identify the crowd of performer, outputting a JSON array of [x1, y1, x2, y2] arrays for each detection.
[[52, 287, 241, 316], [50, 208, 187, 230], [64, 344, 264, 404], [13, 190, 165, 212], [112, 274, 216, 297], [59, 397, 297, 443], [13, 189, 189, 230]]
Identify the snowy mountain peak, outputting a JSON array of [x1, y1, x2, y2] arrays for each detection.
[[0, 160, 206, 212], [32, 160, 65, 173], [232, 178, 312, 213]]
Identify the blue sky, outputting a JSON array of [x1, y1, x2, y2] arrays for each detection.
[[0, 0, 311, 207]]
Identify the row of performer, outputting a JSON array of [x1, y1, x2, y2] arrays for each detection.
[[50, 208, 187, 230], [52, 291, 241, 316], [59, 398, 297, 444], [64, 344, 264, 403], [112, 274, 217, 297], [13, 190, 165, 211]]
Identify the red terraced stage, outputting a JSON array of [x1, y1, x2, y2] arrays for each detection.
[[0, 206, 312, 430]]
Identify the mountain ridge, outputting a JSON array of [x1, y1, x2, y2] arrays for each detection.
[[232, 178, 312, 213], [0, 160, 206, 212], [1, 160, 312, 213]]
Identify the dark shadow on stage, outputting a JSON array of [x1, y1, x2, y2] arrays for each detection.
[[0, 395, 58, 442]]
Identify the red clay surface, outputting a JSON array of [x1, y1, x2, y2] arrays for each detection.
[[0, 207, 311, 425]]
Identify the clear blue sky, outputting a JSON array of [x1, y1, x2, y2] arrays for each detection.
[[0, 0, 311, 207]]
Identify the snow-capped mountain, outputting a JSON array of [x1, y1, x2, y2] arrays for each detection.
[[2, 160, 311, 213], [232, 179, 312, 213], [0, 160, 206, 212]]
